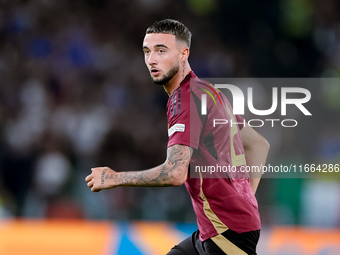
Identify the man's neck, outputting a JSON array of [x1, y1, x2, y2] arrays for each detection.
[[163, 62, 191, 96]]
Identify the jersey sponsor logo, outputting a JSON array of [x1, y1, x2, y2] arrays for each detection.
[[168, 124, 185, 137]]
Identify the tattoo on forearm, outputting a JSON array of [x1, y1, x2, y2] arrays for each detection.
[[111, 145, 192, 187]]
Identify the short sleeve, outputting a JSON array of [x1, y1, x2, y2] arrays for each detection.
[[167, 91, 202, 150]]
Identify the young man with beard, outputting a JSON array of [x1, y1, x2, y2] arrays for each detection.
[[85, 19, 270, 255]]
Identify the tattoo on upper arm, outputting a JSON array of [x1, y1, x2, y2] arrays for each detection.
[[141, 145, 193, 185]]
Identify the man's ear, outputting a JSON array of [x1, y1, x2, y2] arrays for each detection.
[[180, 47, 190, 61]]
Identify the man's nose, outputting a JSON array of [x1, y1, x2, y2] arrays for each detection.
[[147, 52, 157, 66]]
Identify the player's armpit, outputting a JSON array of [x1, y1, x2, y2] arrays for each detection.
[[240, 125, 270, 194]]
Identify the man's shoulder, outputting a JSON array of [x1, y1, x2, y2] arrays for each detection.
[[180, 72, 210, 95], [189, 76, 223, 103], [190, 78, 213, 91], [171, 71, 222, 106]]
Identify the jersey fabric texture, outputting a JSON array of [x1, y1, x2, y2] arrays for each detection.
[[167, 71, 261, 243]]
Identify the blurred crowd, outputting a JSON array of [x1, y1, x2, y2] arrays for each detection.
[[0, 0, 339, 227]]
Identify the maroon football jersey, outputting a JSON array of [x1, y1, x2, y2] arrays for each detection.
[[167, 71, 261, 241]]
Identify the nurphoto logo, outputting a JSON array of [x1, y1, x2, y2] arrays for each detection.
[[200, 83, 312, 128]]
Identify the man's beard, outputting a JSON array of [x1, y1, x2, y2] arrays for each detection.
[[152, 63, 179, 85]]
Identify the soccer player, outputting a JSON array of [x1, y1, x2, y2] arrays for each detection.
[[85, 19, 270, 255]]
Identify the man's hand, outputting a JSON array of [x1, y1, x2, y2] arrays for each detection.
[[85, 167, 119, 192]]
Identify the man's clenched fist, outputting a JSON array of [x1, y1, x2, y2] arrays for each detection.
[[85, 167, 119, 192]]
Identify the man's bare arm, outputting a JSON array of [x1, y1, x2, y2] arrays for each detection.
[[241, 125, 270, 194], [85, 144, 193, 192]]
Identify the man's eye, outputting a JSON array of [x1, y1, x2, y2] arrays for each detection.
[[159, 49, 165, 53]]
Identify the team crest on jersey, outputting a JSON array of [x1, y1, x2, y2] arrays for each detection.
[[168, 124, 185, 137]]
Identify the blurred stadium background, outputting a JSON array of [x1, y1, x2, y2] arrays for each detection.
[[0, 0, 339, 254]]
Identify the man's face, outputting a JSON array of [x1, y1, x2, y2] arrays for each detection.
[[143, 33, 181, 85]]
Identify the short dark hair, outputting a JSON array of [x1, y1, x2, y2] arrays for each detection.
[[146, 19, 192, 48]]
